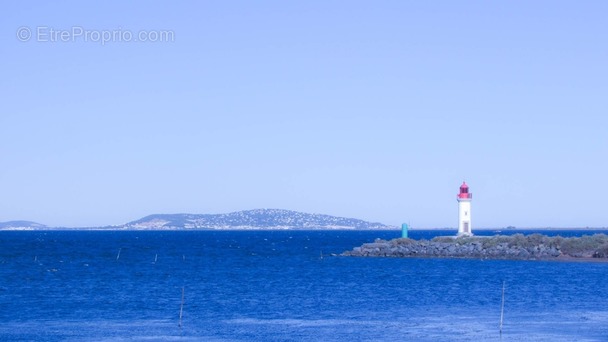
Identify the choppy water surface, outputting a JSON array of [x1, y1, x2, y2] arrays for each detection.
[[1, 230, 607, 341]]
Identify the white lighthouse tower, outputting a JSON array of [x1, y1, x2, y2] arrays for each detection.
[[457, 181, 472, 236]]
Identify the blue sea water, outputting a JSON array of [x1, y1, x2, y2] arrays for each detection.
[[1, 229, 607, 341]]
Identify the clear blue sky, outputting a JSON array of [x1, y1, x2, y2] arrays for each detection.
[[1, 1, 607, 228]]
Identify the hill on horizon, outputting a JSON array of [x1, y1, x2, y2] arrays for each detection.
[[122, 208, 396, 230], [0, 221, 47, 229]]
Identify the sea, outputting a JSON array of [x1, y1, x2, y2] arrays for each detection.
[[1, 229, 607, 342]]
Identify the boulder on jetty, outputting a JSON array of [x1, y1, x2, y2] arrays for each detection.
[[342, 233, 608, 261]]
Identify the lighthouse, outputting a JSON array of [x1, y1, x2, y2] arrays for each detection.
[[457, 182, 472, 236]]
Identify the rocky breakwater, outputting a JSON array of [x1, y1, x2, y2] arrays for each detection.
[[342, 233, 608, 261]]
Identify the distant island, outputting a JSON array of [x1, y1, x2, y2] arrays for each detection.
[[0, 221, 48, 230], [0, 209, 396, 230], [343, 233, 608, 261]]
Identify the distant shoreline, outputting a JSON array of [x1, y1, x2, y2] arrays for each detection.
[[1, 227, 607, 232], [0, 227, 608, 232]]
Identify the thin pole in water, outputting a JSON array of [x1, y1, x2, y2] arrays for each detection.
[[499, 281, 505, 335], [179, 286, 185, 328], [154, 254, 158, 263], [116, 248, 122, 261]]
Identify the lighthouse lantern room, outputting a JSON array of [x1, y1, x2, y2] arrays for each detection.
[[457, 182, 472, 236]]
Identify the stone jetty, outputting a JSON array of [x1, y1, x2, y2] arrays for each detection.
[[342, 233, 608, 261]]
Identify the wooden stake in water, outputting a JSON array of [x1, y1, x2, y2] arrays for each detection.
[[154, 254, 158, 263], [116, 248, 122, 261], [179, 286, 185, 328], [499, 281, 505, 335]]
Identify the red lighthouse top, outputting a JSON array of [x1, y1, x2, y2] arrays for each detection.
[[457, 181, 472, 199]]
